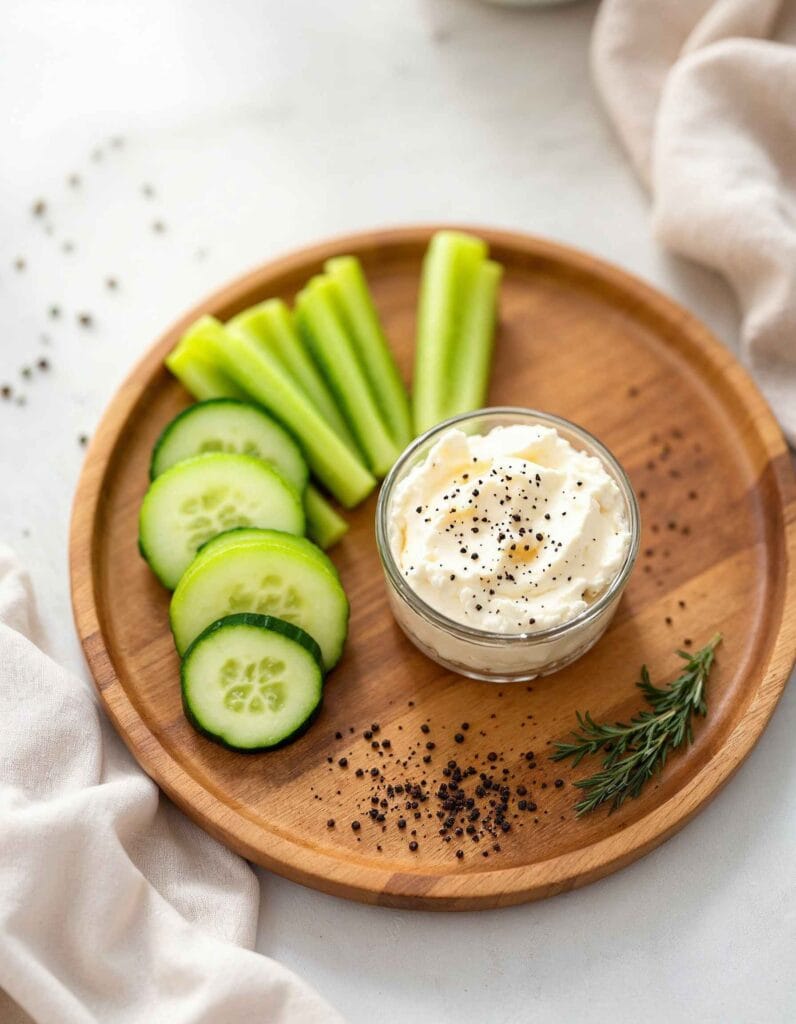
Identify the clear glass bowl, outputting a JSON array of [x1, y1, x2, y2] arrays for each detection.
[[375, 408, 640, 682]]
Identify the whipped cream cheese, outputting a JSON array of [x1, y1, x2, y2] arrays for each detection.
[[388, 424, 630, 634]]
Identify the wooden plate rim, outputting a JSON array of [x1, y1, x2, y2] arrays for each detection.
[[69, 225, 796, 910]]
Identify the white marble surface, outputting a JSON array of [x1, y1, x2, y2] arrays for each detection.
[[0, 1, 792, 1021]]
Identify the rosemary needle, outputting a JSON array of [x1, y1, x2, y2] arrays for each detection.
[[552, 634, 722, 815]]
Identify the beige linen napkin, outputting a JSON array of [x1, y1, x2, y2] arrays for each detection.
[[0, 546, 343, 1024], [593, 0, 796, 445]]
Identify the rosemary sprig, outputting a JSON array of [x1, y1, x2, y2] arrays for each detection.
[[552, 634, 722, 815]]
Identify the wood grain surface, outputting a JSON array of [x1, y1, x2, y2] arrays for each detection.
[[70, 226, 796, 910]]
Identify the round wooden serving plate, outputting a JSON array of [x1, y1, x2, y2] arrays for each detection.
[[70, 226, 795, 910]]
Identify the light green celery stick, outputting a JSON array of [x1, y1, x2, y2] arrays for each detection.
[[227, 300, 358, 452], [324, 256, 412, 450], [182, 316, 375, 508], [166, 336, 347, 545], [303, 485, 349, 549], [166, 340, 246, 401], [446, 259, 503, 417], [295, 278, 401, 478], [412, 231, 487, 435]]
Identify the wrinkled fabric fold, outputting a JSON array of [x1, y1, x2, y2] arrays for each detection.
[[0, 546, 342, 1024], [593, 0, 796, 445]]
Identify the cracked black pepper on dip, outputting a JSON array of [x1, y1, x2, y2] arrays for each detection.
[[388, 425, 631, 633]]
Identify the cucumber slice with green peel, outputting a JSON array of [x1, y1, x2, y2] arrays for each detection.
[[139, 453, 305, 589], [196, 506, 348, 560], [228, 301, 357, 452], [412, 231, 488, 435], [446, 259, 503, 418], [182, 316, 376, 508], [193, 526, 340, 578], [324, 256, 412, 450], [304, 485, 349, 549], [166, 337, 247, 402], [295, 277, 401, 477], [170, 529, 349, 668], [181, 613, 323, 752], [163, 338, 349, 547], [149, 399, 308, 493]]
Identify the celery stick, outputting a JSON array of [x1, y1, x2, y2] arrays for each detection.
[[183, 316, 376, 508], [446, 259, 503, 417], [304, 484, 349, 549], [296, 278, 401, 478], [166, 340, 246, 401], [324, 256, 412, 450], [227, 300, 358, 452], [412, 231, 487, 435]]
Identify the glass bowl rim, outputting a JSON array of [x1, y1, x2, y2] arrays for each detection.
[[375, 407, 640, 645]]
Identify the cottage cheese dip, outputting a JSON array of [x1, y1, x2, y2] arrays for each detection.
[[381, 418, 635, 680]]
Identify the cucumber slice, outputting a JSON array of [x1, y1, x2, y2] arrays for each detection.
[[170, 529, 349, 669], [412, 231, 488, 434], [194, 526, 340, 578], [182, 613, 323, 752], [296, 277, 401, 477], [324, 256, 413, 450], [139, 453, 305, 589], [182, 316, 376, 508], [150, 399, 308, 494], [163, 341, 349, 548], [446, 259, 503, 418], [228, 300, 357, 452], [304, 485, 348, 549]]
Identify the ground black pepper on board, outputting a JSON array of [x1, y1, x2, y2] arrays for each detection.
[[322, 717, 574, 861]]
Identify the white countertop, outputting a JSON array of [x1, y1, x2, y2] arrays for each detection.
[[1, 1, 793, 1021]]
